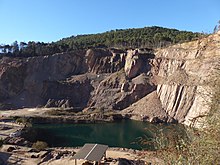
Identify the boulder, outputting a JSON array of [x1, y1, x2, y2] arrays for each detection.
[[7, 146, 16, 152]]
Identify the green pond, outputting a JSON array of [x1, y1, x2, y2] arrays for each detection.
[[28, 120, 187, 150]]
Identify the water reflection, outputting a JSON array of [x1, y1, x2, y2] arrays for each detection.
[[26, 120, 187, 150]]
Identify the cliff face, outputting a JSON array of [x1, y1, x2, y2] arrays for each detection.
[[122, 32, 220, 125], [0, 51, 87, 109], [154, 32, 220, 125], [0, 58, 26, 101], [0, 32, 219, 125]]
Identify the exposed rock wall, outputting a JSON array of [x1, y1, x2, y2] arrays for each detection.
[[155, 32, 220, 125], [124, 49, 154, 79], [87, 48, 156, 112], [42, 77, 93, 109], [157, 84, 197, 123], [0, 32, 219, 126], [86, 48, 126, 73], [0, 58, 26, 100], [0, 51, 87, 108]]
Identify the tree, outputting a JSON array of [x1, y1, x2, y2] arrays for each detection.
[[19, 42, 27, 50], [1, 44, 12, 54], [2, 26, 204, 58], [213, 20, 220, 33], [12, 41, 19, 56]]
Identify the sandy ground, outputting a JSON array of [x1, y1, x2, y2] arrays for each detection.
[[0, 108, 52, 117], [0, 145, 162, 165]]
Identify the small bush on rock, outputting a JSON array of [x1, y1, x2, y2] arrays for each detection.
[[32, 141, 48, 151]]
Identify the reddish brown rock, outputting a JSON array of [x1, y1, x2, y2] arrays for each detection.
[[86, 48, 125, 74]]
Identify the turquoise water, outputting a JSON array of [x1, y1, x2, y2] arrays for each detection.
[[28, 120, 186, 150]]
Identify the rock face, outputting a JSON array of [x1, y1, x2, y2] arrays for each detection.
[[124, 49, 142, 79], [0, 33, 219, 125], [42, 75, 93, 109], [0, 51, 87, 109], [124, 49, 154, 79], [154, 32, 220, 126], [0, 58, 26, 101], [86, 48, 126, 73]]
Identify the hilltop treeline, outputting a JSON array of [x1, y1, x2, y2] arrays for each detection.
[[0, 26, 203, 57]]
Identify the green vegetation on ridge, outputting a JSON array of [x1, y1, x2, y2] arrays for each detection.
[[0, 26, 203, 58], [58, 26, 202, 49]]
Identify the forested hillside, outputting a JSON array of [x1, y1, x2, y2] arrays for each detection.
[[0, 26, 203, 57]]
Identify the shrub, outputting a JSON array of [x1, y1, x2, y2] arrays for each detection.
[[15, 117, 32, 127], [16, 117, 27, 124], [32, 141, 48, 151]]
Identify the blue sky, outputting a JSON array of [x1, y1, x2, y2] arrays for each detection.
[[0, 0, 219, 44]]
